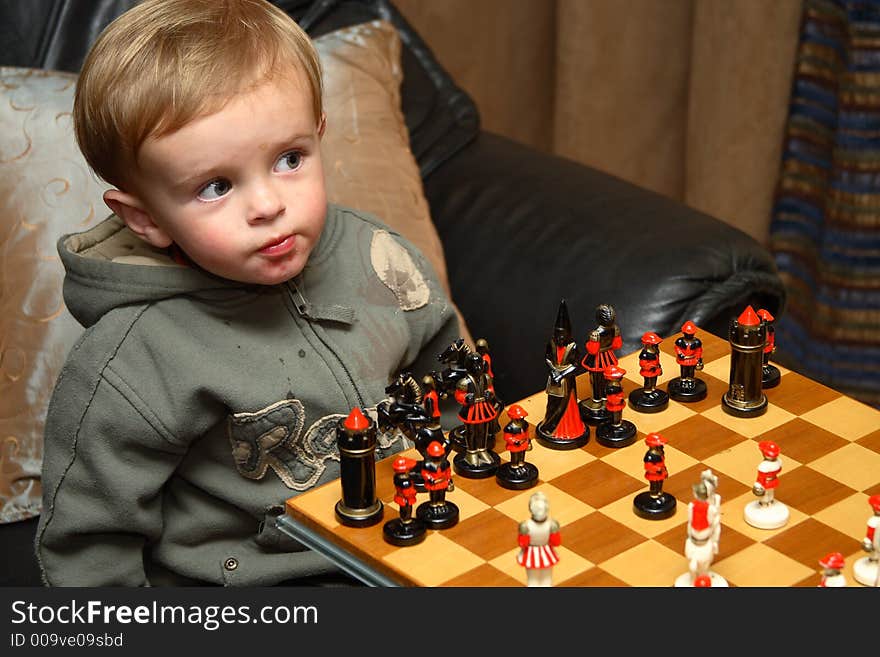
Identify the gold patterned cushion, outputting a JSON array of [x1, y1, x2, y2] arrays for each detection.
[[0, 19, 467, 524]]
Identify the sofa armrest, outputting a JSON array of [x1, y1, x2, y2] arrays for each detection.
[[425, 131, 786, 403]]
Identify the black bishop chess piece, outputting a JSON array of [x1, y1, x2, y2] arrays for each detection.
[[495, 404, 539, 490], [628, 331, 669, 413], [633, 433, 677, 520], [383, 456, 427, 546]]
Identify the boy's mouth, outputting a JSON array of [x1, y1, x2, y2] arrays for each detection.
[[259, 234, 295, 256]]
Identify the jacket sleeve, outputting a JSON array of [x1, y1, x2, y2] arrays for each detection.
[[37, 360, 188, 586]]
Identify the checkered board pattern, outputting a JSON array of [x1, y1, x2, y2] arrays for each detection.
[[284, 327, 880, 587]]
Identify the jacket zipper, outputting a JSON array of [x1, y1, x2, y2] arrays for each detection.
[[287, 280, 365, 409]]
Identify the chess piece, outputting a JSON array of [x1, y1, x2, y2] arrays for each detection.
[[701, 468, 722, 549], [496, 404, 539, 490], [693, 574, 712, 587], [383, 456, 427, 546], [674, 480, 728, 587], [416, 440, 459, 529], [578, 303, 622, 425], [743, 440, 789, 529], [757, 308, 781, 389], [595, 365, 638, 448], [854, 494, 880, 587], [722, 305, 768, 417], [517, 491, 561, 587], [475, 337, 504, 442], [452, 352, 501, 477], [818, 552, 847, 587], [628, 331, 669, 413], [407, 373, 450, 492], [536, 299, 590, 450], [633, 433, 677, 519], [334, 407, 384, 527], [435, 338, 471, 452], [666, 320, 707, 402]]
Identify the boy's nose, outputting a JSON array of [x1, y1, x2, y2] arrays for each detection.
[[247, 180, 285, 223]]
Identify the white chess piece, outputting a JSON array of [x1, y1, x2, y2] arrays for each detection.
[[675, 481, 728, 587], [517, 491, 560, 587], [701, 468, 722, 553], [743, 440, 790, 529], [818, 552, 847, 587], [854, 494, 880, 587]]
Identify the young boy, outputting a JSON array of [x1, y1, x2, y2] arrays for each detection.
[[36, 0, 461, 586]]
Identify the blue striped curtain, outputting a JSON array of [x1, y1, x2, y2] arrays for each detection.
[[770, 0, 880, 408]]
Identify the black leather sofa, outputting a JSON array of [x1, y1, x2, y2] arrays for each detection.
[[0, 0, 786, 586]]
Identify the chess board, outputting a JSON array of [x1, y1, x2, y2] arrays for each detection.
[[282, 327, 880, 587]]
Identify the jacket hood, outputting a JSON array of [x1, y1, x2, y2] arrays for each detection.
[[59, 215, 250, 328]]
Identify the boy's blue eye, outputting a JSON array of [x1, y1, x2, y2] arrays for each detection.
[[197, 179, 231, 201], [275, 151, 302, 172]]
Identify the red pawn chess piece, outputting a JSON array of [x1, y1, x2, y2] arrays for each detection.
[[818, 552, 847, 587], [757, 308, 781, 389], [536, 299, 590, 450], [629, 331, 669, 413], [633, 433, 677, 520], [383, 456, 427, 546], [495, 404, 539, 490], [416, 440, 459, 529], [579, 303, 622, 425], [667, 320, 707, 402], [595, 365, 638, 448]]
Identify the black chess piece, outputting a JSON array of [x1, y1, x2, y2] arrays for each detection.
[[595, 365, 638, 447], [578, 303, 622, 425], [721, 306, 768, 418], [757, 308, 781, 389], [334, 407, 384, 527], [536, 299, 590, 450], [383, 456, 427, 546], [666, 320, 707, 403], [416, 441, 459, 529], [628, 331, 670, 413], [496, 404, 539, 490], [452, 352, 501, 477], [633, 433, 677, 520]]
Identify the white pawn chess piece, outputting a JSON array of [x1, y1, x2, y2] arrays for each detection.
[[517, 491, 560, 587], [743, 440, 790, 530], [818, 552, 847, 587], [675, 481, 728, 587], [854, 494, 880, 587], [701, 468, 722, 551]]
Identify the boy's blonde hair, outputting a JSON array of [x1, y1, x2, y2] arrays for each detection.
[[74, 0, 323, 190]]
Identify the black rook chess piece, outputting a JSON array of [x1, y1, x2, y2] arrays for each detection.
[[334, 407, 384, 527]]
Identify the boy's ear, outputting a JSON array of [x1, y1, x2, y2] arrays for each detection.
[[318, 112, 326, 138], [103, 189, 173, 248]]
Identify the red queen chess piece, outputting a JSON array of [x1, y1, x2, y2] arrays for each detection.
[[536, 299, 590, 450]]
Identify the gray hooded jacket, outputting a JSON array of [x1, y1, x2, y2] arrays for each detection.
[[36, 204, 461, 586]]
